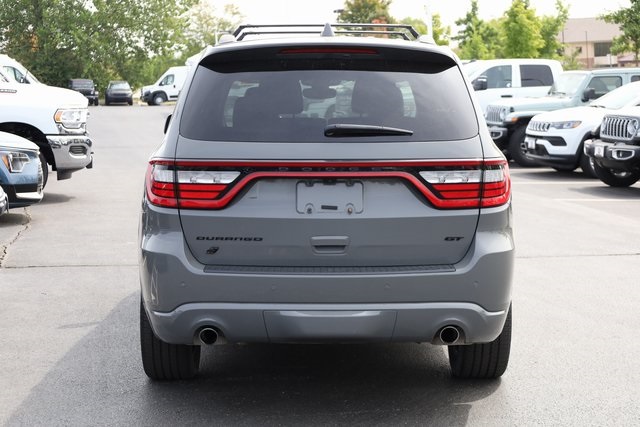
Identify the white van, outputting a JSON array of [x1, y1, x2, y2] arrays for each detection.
[[0, 54, 41, 84], [463, 58, 563, 113], [140, 66, 189, 106]]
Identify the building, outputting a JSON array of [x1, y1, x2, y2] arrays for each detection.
[[559, 17, 630, 68]]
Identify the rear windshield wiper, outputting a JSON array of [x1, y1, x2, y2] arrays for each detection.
[[324, 124, 414, 138]]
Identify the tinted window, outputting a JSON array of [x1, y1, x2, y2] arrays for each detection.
[[482, 65, 512, 88], [520, 64, 553, 87], [587, 76, 622, 97], [180, 59, 478, 142]]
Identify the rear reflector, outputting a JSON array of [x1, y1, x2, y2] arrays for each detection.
[[145, 159, 511, 210]]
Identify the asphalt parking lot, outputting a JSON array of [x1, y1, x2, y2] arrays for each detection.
[[1, 105, 639, 426]]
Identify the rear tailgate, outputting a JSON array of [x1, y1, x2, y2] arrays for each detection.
[[161, 41, 504, 268]]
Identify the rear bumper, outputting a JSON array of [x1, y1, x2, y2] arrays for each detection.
[[584, 139, 640, 170], [146, 301, 509, 345], [139, 202, 514, 345]]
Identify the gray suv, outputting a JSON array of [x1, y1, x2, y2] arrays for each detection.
[[139, 24, 514, 380]]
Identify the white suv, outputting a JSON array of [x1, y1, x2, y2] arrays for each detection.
[[525, 81, 640, 176]]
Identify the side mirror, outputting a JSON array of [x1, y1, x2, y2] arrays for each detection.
[[473, 77, 488, 91], [164, 114, 172, 134], [582, 88, 596, 102]]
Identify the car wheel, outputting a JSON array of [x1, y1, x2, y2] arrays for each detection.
[[153, 93, 166, 106], [128, 99, 133, 106], [508, 126, 538, 167], [579, 151, 597, 178], [105, 97, 110, 106], [448, 304, 512, 379], [592, 162, 640, 187], [39, 153, 49, 189], [140, 299, 201, 380]]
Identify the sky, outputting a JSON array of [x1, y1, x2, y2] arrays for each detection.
[[228, 0, 632, 34]]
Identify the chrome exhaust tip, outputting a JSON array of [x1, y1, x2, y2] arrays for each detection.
[[198, 327, 219, 345], [439, 325, 461, 345]]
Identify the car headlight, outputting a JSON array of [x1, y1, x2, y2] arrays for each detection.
[[550, 121, 582, 130], [627, 119, 639, 137], [1, 151, 30, 173], [54, 108, 88, 130], [499, 108, 508, 121]]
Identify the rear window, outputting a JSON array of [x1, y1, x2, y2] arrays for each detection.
[[520, 64, 553, 87], [180, 50, 478, 142]]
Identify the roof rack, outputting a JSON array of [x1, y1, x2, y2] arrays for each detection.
[[233, 23, 421, 41]]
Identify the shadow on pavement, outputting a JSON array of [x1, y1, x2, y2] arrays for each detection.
[[0, 211, 29, 226], [39, 193, 75, 205], [8, 293, 501, 426]]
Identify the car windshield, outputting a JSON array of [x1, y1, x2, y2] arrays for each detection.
[[590, 82, 640, 109], [548, 72, 587, 96], [180, 55, 478, 142], [109, 82, 130, 90]]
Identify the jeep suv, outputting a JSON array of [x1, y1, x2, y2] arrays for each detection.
[[68, 78, 99, 105], [485, 68, 640, 166], [139, 24, 514, 380], [584, 106, 640, 187]]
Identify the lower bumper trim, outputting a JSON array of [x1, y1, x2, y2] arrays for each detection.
[[147, 301, 509, 346]]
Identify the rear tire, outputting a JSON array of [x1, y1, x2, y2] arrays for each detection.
[[140, 300, 201, 380], [448, 305, 512, 379], [508, 126, 537, 167], [592, 162, 640, 187]]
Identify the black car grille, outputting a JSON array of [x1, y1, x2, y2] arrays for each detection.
[[69, 145, 87, 155], [601, 116, 639, 141]]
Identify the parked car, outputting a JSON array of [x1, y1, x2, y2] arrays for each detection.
[[584, 106, 640, 187], [0, 185, 7, 215], [139, 24, 514, 381], [485, 68, 640, 166], [0, 131, 43, 208], [0, 69, 92, 187], [525, 81, 640, 176], [105, 80, 133, 105], [463, 58, 563, 114], [140, 66, 188, 105], [68, 78, 99, 106]]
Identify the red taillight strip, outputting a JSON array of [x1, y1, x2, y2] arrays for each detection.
[[145, 159, 511, 210], [145, 164, 177, 208]]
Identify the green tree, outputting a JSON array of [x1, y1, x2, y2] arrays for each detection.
[[538, 0, 569, 58], [454, 0, 500, 59], [0, 0, 197, 89], [337, 0, 395, 24], [502, 0, 544, 58], [602, 0, 640, 66], [400, 15, 450, 45], [181, 1, 242, 61]]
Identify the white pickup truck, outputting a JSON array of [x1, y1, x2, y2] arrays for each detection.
[[0, 56, 93, 186]]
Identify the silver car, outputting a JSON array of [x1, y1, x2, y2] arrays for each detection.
[[139, 24, 514, 380]]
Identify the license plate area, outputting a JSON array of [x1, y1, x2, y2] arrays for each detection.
[[525, 136, 536, 150], [594, 144, 605, 158], [296, 180, 363, 214]]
